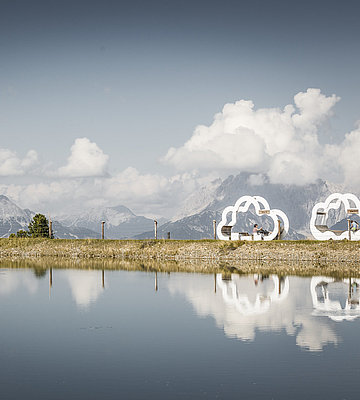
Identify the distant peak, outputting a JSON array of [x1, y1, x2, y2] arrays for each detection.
[[110, 205, 135, 215]]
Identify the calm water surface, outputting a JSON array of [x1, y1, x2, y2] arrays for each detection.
[[1, 266, 360, 399]]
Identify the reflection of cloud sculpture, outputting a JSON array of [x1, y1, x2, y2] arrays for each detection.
[[311, 277, 360, 321], [217, 275, 289, 316], [310, 193, 360, 240], [63, 270, 104, 308], [167, 274, 338, 351], [0, 269, 39, 295], [216, 195, 289, 240]]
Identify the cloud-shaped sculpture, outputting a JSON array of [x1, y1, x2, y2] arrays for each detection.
[[310, 193, 360, 240], [311, 277, 360, 321], [216, 195, 289, 240]]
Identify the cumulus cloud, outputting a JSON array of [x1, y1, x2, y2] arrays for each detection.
[[0, 148, 38, 176], [163, 88, 340, 185], [2, 88, 360, 217], [58, 137, 109, 177]]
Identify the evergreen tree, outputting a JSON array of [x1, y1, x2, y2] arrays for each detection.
[[16, 229, 30, 238], [28, 214, 49, 238]]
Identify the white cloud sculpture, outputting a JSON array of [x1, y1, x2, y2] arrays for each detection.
[[310, 193, 360, 240], [216, 195, 289, 241]]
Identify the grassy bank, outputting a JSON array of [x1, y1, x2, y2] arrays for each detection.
[[1, 238, 360, 266]]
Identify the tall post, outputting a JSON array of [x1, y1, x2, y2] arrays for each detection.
[[213, 220, 217, 240], [167, 232, 170, 240], [214, 273, 217, 293], [101, 221, 105, 240], [277, 220, 281, 240], [102, 270, 105, 289], [155, 271, 158, 291], [49, 218, 52, 239], [348, 219, 351, 241], [154, 220, 158, 240]]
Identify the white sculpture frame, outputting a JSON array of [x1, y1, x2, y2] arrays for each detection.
[[310, 193, 360, 241], [216, 195, 289, 241]]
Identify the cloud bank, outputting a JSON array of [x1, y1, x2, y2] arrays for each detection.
[[163, 88, 344, 185], [1, 88, 360, 217], [0, 149, 38, 176]]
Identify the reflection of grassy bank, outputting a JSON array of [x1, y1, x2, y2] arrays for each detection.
[[1, 256, 360, 278], [1, 238, 360, 267]]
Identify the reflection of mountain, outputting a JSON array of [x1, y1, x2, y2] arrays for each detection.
[[311, 277, 360, 321], [166, 274, 339, 351], [63, 270, 104, 308]]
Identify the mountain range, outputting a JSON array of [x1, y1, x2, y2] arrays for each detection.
[[136, 173, 347, 240], [0, 172, 355, 240], [56, 205, 157, 239]]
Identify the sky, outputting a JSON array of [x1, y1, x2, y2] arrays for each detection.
[[1, 0, 360, 217]]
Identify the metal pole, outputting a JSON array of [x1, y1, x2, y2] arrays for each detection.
[[101, 221, 105, 239], [348, 219, 351, 241], [167, 232, 170, 240], [213, 220, 217, 240], [102, 270, 105, 289], [49, 218, 52, 238], [154, 220, 158, 240]]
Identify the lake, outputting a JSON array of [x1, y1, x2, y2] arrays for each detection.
[[1, 264, 359, 399]]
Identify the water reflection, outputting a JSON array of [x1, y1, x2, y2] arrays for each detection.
[[63, 270, 105, 308], [311, 277, 360, 321], [0, 268, 106, 309], [167, 273, 341, 351], [0, 269, 39, 295], [1, 267, 360, 352]]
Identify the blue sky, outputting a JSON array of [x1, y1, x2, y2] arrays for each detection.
[[1, 0, 360, 216]]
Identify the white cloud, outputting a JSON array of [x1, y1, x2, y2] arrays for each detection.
[[163, 88, 340, 185], [0, 148, 38, 176], [2, 88, 360, 217], [0, 167, 213, 218], [336, 124, 360, 187], [58, 137, 109, 177]]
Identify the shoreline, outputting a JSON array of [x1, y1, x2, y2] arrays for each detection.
[[1, 238, 360, 275]]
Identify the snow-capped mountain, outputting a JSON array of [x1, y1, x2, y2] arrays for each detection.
[[136, 172, 345, 240], [0, 195, 33, 237], [57, 205, 156, 239], [0, 195, 98, 239]]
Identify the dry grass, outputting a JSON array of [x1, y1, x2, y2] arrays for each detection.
[[1, 238, 360, 267]]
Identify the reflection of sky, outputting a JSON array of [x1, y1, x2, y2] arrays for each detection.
[[0, 268, 105, 309], [0, 269, 39, 295], [166, 274, 341, 351], [2, 268, 360, 351]]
